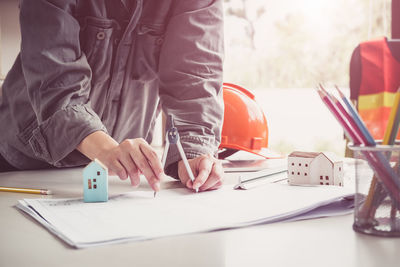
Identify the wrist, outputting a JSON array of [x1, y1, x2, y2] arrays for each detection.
[[77, 131, 118, 160]]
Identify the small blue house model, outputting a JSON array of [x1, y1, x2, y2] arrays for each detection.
[[83, 159, 108, 202]]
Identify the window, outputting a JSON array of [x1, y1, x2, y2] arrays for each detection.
[[223, 0, 389, 157], [97, 171, 100, 176], [325, 176, 329, 180]]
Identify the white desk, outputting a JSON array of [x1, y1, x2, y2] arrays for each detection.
[[0, 168, 399, 267]]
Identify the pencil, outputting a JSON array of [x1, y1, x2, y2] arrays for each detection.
[[319, 86, 389, 181], [317, 89, 361, 143], [324, 90, 369, 144], [364, 87, 400, 217], [0, 186, 52, 195], [334, 86, 385, 217], [334, 85, 376, 145], [321, 86, 400, 217], [384, 87, 400, 145], [317, 88, 400, 205]]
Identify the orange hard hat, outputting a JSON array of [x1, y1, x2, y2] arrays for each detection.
[[219, 83, 269, 159]]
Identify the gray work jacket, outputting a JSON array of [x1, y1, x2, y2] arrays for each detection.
[[0, 0, 224, 173]]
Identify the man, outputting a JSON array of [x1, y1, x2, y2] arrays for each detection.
[[0, 0, 225, 193]]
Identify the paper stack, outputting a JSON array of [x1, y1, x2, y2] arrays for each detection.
[[17, 184, 354, 248]]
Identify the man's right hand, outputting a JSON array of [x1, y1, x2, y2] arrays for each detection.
[[77, 131, 164, 192]]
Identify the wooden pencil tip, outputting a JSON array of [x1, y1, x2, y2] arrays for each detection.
[[319, 83, 329, 94], [316, 89, 324, 97], [41, 189, 52, 195]]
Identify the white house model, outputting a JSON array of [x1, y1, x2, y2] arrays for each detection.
[[287, 151, 344, 186]]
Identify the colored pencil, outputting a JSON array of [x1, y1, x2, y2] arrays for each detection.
[[317, 89, 362, 144], [334, 86, 381, 216], [317, 87, 400, 206], [385, 88, 400, 145], [321, 87, 370, 145], [0, 186, 52, 195], [365, 87, 400, 217], [334, 86, 376, 145]]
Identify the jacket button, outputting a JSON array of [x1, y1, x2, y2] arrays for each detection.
[[114, 38, 120, 46], [96, 32, 106, 40]]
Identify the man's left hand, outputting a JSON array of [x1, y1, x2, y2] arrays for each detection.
[[178, 154, 224, 192]]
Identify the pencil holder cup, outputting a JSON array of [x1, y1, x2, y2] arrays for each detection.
[[348, 143, 400, 237]]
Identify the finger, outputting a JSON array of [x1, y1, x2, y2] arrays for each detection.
[[129, 168, 141, 187], [111, 160, 128, 181], [139, 142, 164, 179], [186, 178, 193, 189], [193, 157, 213, 190], [199, 161, 224, 191], [131, 147, 160, 192], [119, 153, 140, 187], [176, 160, 194, 189], [176, 160, 190, 187]]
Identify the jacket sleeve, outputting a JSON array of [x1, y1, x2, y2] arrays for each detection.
[[19, 0, 107, 166], [158, 0, 225, 174]]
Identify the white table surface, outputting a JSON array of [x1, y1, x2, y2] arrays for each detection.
[[0, 167, 399, 267]]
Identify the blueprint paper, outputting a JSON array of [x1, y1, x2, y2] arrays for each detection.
[[17, 184, 354, 248]]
